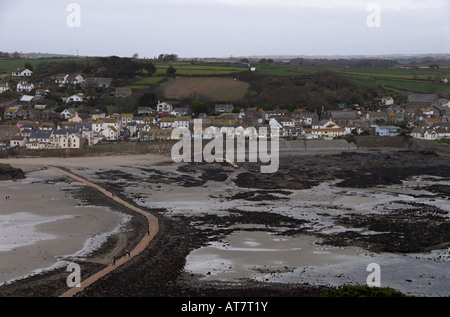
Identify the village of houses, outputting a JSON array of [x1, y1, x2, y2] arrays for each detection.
[[1, 67, 450, 151]]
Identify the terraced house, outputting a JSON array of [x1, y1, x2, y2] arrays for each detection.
[[26, 129, 53, 149], [16, 81, 34, 92], [304, 120, 346, 139], [52, 129, 84, 149], [93, 118, 121, 140]]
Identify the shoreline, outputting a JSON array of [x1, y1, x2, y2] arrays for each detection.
[[1, 150, 449, 297]]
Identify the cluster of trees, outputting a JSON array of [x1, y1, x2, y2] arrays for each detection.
[[258, 58, 274, 64], [97, 56, 156, 78], [35, 61, 86, 78], [290, 58, 399, 68], [158, 54, 178, 62], [0, 51, 22, 59], [35, 56, 158, 79], [236, 70, 381, 113]]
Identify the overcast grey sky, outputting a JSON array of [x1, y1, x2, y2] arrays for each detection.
[[1, 0, 449, 58]]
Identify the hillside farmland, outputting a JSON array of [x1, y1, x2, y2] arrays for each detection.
[[158, 77, 250, 102]]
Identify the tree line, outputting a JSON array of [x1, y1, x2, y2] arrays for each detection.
[[0, 51, 22, 59], [35, 56, 158, 79]]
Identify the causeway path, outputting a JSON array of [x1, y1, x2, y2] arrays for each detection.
[[50, 166, 159, 298]]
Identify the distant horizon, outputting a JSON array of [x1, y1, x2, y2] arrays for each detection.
[[1, 0, 448, 59], [6, 51, 450, 61]]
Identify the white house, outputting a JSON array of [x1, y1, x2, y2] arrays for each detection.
[[68, 113, 83, 123], [156, 101, 173, 113], [55, 74, 69, 84], [424, 129, 438, 140], [295, 112, 318, 126], [121, 114, 134, 127], [60, 109, 77, 120], [16, 81, 34, 92], [173, 117, 190, 129], [412, 126, 450, 140], [68, 74, 84, 85], [171, 107, 189, 117], [437, 126, 450, 139], [159, 117, 176, 129], [382, 97, 394, 106], [0, 83, 10, 94], [100, 126, 119, 141], [65, 94, 85, 103], [304, 120, 346, 139], [304, 127, 346, 139], [12, 68, 33, 78], [269, 117, 283, 129], [312, 119, 340, 130], [269, 116, 295, 131], [93, 118, 121, 139], [10, 136, 28, 147]]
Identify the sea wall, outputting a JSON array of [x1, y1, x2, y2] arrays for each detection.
[[2, 137, 448, 159], [0, 141, 175, 159]]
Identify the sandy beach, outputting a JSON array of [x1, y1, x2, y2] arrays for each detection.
[[0, 167, 128, 285]]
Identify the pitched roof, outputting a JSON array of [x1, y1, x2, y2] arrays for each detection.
[[53, 128, 80, 135], [175, 116, 190, 121], [85, 77, 113, 85], [105, 118, 119, 124], [29, 129, 53, 139], [63, 108, 77, 115], [77, 123, 92, 130], [160, 117, 175, 122]]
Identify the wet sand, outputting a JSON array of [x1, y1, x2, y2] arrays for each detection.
[[0, 167, 127, 285]]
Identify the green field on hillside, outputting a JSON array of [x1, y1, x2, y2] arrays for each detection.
[[348, 75, 449, 94], [153, 62, 245, 76]]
